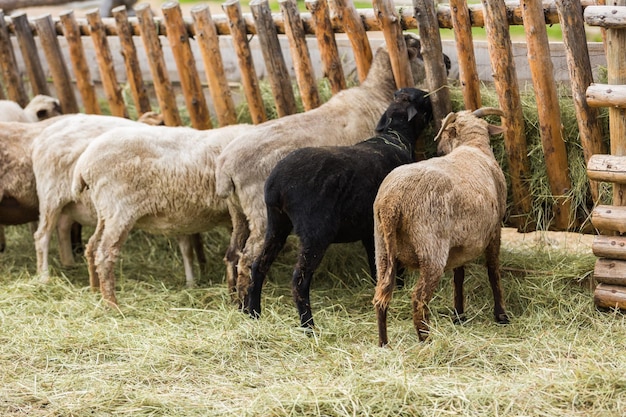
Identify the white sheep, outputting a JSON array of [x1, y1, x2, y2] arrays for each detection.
[[0, 95, 63, 252], [70, 123, 253, 306], [372, 108, 510, 346], [215, 33, 444, 304], [31, 113, 159, 281], [0, 94, 62, 123]]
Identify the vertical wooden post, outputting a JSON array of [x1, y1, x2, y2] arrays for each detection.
[[112, 5, 152, 116], [279, 0, 320, 111], [85, 9, 128, 118], [250, 0, 297, 118], [330, 0, 372, 82], [223, 0, 267, 124], [412, 0, 451, 127], [607, 0, 626, 206], [556, 0, 607, 205], [481, 0, 533, 231], [191, 4, 238, 126], [12, 12, 50, 97], [521, 0, 573, 230], [449, 0, 481, 110], [59, 10, 101, 115], [0, 10, 29, 106], [135, 3, 182, 126], [373, 0, 413, 89], [32, 14, 79, 113], [162, 1, 212, 130], [305, 0, 346, 95]]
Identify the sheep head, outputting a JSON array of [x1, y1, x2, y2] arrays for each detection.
[[24, 95, 63, 120], [375, 87, 433, 134], [434, 108, 505, 156]]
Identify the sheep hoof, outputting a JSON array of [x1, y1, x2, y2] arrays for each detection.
[[417, 328, 430, 342], [496, 313, 510, 324]]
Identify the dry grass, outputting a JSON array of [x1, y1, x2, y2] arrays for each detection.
[[1, 221, 624, 416]]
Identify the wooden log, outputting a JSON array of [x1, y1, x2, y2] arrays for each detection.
[[372, 0, 412, 90], [591, 205, 626, 234], [279, 0, 320, 111], [584, 5, 626, 28], [12, 12, 50, 97], [481, 0, 533, 231], [556, 0, 607, 205], [587, 154, 626, 184], [223, 0, 266, 124], [191, 4, 238, 126], [594, 283, 626, 310], [85, 9, 128, 118], [593, 236, 626, 262], [162, 2, 212, 130], [0, 10, 29, 106], [191, 4, 237, 126], [135, 3, 181, 126], [112, 5, 151, 116], [594, 259, 626, 286], [607, 1, 626, 207], [413, 0, 452, 128], [59, 10, 101, 115], [32, 14, 79, 113], [522, 0, 573, 230], [305, 0, 346, 95], [449, 0, 480, 110], [586, 84, 626, 109], [249, 0, 297, 118], [330, 0, 372, 82]]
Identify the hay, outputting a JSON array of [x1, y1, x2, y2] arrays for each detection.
[[1, 214, 624, 416]]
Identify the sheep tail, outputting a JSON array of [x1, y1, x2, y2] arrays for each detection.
[[70, 170, 87, 200], [372, 205, 399, 310], [215, 161, 234, 198]]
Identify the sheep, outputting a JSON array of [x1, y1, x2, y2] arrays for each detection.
[[216, 32, 449, 305], [0, 95, 63, 252], [372, 108, 510, 346], [246, 88, 434, 327], [70, 123, 254, 306], [31, 113, 166, 282], [0, 95, 62, 123]]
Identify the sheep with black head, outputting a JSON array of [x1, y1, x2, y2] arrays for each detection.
[[247, 88, 433, 328]]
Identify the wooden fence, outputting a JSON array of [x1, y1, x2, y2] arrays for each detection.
[[584, 2, 626, 310], [0, 0, 613, 233]]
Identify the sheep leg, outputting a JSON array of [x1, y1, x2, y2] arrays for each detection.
[[485, 235, 509, 324], [177, 235, 196, 288], [361, 237, 378, 285], [374, 253, 397, 347], [71, 222, 84, 256], [34, 204, 65, 281], [292, 242, 328, 328], [247, 208, 292, 318], [191, 233, 207, 279], [56, 213, 76, 268], [452, 266, 466, 323], [85, 219, 106, 291], [412, 261, 445, 341], [95, 221, 132, 306], [0, 225, 5, 252], [224, 202, 249, 305], [236, 223, 266, 306]]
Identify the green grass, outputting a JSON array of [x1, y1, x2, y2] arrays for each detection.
[[1, 215, 624, 416]]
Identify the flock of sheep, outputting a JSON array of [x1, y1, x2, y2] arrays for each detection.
[[0, 32, 510, 345]]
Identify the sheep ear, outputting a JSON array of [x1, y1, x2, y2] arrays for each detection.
[[375, 114, 392, 132], [407, 106, 418, 121], [487, 124, 506, 136]]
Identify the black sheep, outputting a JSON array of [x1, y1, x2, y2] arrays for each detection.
[[246, 87, 434, 328]]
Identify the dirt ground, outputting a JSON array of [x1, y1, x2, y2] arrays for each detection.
[[501, 227, 595, 255]]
